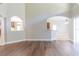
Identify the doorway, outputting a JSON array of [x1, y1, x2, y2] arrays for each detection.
[[0, 15, 5, 45], [47, 16, 70, 40]]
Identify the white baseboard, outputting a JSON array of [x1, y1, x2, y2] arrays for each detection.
[[5, 39, 52, 45], [4, 38, 72, 45], [6, 38, 68, 45], [0, 43, 5, 46], [5, 39, 27, 45]]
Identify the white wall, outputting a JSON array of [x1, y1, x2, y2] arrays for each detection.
[[0, 4, 7, 45], [71, 4, 79, 42], [25, 3, 70, 40], [68, 4, 79, 41], [0, 4, 7, 17], [0, 3, 72, 44], [6, 3, 26, 43]]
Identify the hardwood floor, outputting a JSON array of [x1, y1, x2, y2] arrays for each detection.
[[0, 40, 79, 56]]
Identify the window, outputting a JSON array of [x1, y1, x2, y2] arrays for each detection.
[[11, 16, 24, 31]]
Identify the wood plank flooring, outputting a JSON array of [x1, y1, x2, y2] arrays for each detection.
[[0, 40, 79, 56]]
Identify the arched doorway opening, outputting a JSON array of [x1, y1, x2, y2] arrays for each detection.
[[11, 16, 24, 31], [47, 16, 70, 40]]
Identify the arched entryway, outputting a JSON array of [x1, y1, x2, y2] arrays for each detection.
[[10, 16, 24, 31], [47, 16, 70, 40]]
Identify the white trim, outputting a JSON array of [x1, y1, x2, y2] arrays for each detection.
[[5, 38, 71, 45], [5, 39, 27, 45], [0, 17, 5, 45], [5, 39, 53, 45], [0, 43, 5, 45], [74, 17, 76, 43]]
